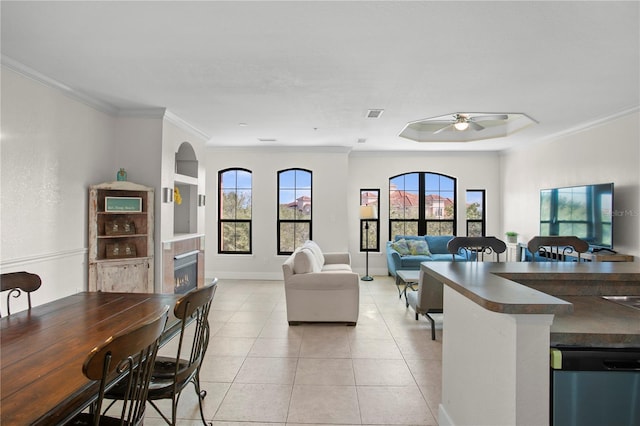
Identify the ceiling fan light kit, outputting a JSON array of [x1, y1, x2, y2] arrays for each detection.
[[398, 112, 537, 142]]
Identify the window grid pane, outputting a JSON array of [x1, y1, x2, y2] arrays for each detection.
[[278, 169, 312, 254], [466, 189, 485, 237], [389, 172, 457, 239], [218, 169, 252, 254]]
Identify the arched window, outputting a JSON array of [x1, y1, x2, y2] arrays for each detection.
[[218, 168, 252, 254], [277, 168, 312, 255], [389, 172, 456, 239]]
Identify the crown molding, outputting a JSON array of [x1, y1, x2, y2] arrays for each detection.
[[208, 145, 353, 154], [2, 55, 212, 142], [2, 55, 119, 115], [537, 106, 640, 145], [163, 110, 211, 143]]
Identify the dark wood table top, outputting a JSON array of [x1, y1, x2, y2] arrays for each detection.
[[0, 291, 181, 425]]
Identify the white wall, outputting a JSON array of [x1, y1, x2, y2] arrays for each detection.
[[205, 148, 502, 279], [1, 67, 116, 306], [160, 117, 208, 242], [501, 111, 640, 259], [205, 147, 351, 280]]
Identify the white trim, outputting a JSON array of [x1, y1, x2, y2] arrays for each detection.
[[2, 55, 119, 115], [438, 404, 455, 426], [117, 107, 166, 119], [164, 110, 211, 142], [511, 106, 640, 152], [208, 145, 353, 154], [2, 56, 210, 139], [0, 248, 87, 270]]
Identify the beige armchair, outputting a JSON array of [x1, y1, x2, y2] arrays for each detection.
[[282, 241, 359, 325]]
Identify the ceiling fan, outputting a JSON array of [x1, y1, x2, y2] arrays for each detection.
[[432, 113, 509, 134]]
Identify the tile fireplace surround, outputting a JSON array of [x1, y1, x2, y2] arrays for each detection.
[[162, 235, 204, 294]]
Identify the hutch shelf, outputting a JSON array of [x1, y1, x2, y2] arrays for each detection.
[[89, 181, 154, 292]]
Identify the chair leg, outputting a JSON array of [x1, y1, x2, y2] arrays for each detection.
[[192, 375, 212, 426], [426, 314, 436, 340], [148, 399, 173, 425]]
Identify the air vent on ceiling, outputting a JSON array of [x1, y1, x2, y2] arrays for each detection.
[[258, 138, 277, 142], [366, 109, 384, 119]]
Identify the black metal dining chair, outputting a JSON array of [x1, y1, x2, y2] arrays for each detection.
[[66, 305, 169, 426], [145, 279, 217, 425], [447, 236, 507, 262], [1, 271, 42, 317], [527, 236, 589, 262]]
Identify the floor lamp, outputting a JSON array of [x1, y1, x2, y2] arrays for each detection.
[[360, 205, 377, 281]]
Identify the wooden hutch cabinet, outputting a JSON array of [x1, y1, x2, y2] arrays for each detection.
[[88, 181, 154, 292]]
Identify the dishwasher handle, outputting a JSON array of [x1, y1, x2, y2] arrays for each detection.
[[603, 359, 640, 371]]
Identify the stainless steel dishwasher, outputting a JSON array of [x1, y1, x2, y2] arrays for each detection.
[[550, 346, 640, 426]]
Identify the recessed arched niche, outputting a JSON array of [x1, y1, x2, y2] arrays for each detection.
[[175, 142, 198, 178], [174, 142, 198, 234]]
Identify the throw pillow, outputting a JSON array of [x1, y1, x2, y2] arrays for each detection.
[[303, 240, 325, 266], [293, 248, 320, 274], [391, 239, 411, 256], [408, 239, 431, 256]]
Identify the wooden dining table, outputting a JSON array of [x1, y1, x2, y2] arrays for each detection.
[[0, 291, 181, 425]]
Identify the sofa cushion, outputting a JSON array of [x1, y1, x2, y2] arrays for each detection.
[[390, 239, 411, 255], [425, 236, 454, 254], [293, 248, 321, 274], [321, 263, 352, 272], [397, 255, 429, 269], [303, 240, 325, 266], [407, 239, 431, 256]]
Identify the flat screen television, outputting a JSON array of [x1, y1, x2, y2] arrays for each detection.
[[540, 183, 614, 251]]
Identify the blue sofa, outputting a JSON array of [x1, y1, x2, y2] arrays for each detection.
[[386, 235, 469, 277]]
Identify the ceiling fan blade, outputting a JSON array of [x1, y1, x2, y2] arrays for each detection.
[[469, 121, 485, 131], [433, 123, 454, 134], [471, 114, 508, 122]]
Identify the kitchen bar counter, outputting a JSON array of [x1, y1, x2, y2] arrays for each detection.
[[423, 261, 640, 347], [423, 261, 640, 426]]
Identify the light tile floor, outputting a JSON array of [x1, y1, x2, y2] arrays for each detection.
[[144, 275, 443, 426]]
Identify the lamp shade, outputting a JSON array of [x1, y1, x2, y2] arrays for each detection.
[[360, 205, 377, 220]]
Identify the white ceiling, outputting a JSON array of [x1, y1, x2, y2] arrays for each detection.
[[2, 1, 638, 152]]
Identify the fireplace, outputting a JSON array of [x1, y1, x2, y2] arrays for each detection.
[[174, 250, 199, 294]]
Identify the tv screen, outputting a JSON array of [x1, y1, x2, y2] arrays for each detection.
[[540, 183, 614, 250]]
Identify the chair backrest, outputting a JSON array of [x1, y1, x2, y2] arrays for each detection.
[[170, 279, 218, 389], [527, 236, 589, 262], [1, 271, 42, 317], [447, 236, 507, 262], [83, 305, 169, 426]]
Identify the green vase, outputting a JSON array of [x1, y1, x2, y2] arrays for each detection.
[[117, 168, 127, 181]]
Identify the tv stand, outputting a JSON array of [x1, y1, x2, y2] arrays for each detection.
[[570, 250, 632, 262]]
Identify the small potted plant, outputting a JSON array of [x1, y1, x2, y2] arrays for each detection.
[[505, 231, 518, 244]]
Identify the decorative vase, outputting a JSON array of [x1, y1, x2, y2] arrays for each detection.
[[507, 235, 517, 244], [117, 168, 127, 181]]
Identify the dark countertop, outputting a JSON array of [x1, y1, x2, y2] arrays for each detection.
[[421, 262, 640, 348]]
